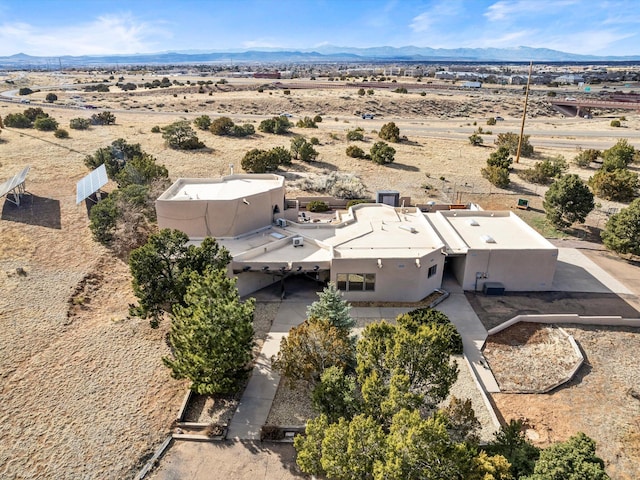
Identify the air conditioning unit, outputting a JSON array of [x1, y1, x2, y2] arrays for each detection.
[[292, 236, 304, 247], [276, 218, 287, 227]]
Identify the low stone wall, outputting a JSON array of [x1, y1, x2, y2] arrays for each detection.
[[487, 314, 640, 336]]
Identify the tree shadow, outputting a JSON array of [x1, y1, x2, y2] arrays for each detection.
[[388, 162, 420, 172], [2, 193, 61, 229]]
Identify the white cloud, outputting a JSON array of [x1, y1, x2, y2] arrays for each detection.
[[410, 0, 464, 32], [0, 13, 167, 56], [484, 0, 579, 22], [242, 39, 282, 49]]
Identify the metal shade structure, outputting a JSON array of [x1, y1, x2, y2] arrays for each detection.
[[0, 166, 30, 206], [76, 164, 108, 204]]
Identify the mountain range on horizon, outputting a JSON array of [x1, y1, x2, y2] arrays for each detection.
[[3, 45, 640, 67]]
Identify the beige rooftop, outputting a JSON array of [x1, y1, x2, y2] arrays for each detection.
[[157, 174, 284, 201]]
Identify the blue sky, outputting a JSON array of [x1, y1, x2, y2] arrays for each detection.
[[0, 0, 638, 57]]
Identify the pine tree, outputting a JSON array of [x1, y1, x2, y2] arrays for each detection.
[[163, 268, 255, 394], [307, 282, 355, 330]]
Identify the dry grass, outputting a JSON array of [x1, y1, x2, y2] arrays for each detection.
[[1, 71, 639, 478]]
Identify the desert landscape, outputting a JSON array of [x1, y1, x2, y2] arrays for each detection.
[[1, 70, 640, 479]]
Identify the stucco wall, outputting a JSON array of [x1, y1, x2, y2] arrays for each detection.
[[157, 188, 284, 238], [331, 251, 444, 302], [462, 248, 557, 291]]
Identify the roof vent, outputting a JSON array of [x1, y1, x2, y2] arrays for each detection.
[[468, 219, 480, 226], [399, 225, 417, 233], [481, 234, 496, 244]]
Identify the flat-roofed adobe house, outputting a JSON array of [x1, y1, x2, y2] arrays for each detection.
[[156, 174, 558, 300]]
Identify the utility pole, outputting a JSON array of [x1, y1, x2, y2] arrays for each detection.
[[516, 61, 533, 164]]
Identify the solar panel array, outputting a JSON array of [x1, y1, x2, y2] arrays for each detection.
[[0, 166, 30, 200], [76, 164, 108, 204]]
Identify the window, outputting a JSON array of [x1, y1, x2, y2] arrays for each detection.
[[428, 265, 437, 278], [336, 273, 375, 292]]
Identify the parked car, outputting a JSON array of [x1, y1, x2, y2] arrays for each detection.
[[362, 113, 375, 119], [280, 112, 293, 118], [494, 116, 504, 121]]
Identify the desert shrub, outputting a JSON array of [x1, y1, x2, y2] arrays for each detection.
[[34, 116, 59, 131], [296, 116, 318, 128], [3, 113, 32, 128], [19, 87, 33, 96], [45, 93, 58, 102], [486, 117, 497, 125], [346, 145, 365, 158], [482, 165, 510, 188], [23, 107, 47, 122], [518, 155, 568, 185], [283, 89, 291, 95], [574, 148, 601, 167], [70, 117, 91, 130], [241, 148, 279, 173], [270, 146, 292, 166], [378, 122, 400, 143], [346, 199, 373, 209], [468, 133, 483, 146], [369, 141, 396, 165], [589, 169, 639, 202], [610, 119, 621, 127], [358, 88, 365, 96], [291, 136, 318, 162], [162, 121, 205, 150], [193, 115, 212, 130], [307, 201, 329, 212], [309, 137, 320, 145], [210, 116, 235, 135], [290, 172, 367, 199], [232, 124, 255, 137], [486, 146, 513, 170], [346, 128, 364, 141], [259, 116, 292, 134], [54, 128, 69, 139], [151, 125, 161, 133], [393, 87, 408, 94], [602, 139, 636, 170], [91, 111, 116, 125], [313, 115, 322, 123], [495, 132, 534, 157]]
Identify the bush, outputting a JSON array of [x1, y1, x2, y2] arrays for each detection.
[[393, 87, 408, 94], [378, 122, 400, 143], [3, 113, 32, 128], [307, 201, 329, 212], [151, 125, 161, 133], [518, 155, 568, 185], [346, 145, 365, 158], [346, 199, 373, 209], [54, 128, 69, 139], [232, 124, 255, 137], [70, 117, 91, 130], [91, 111, 116, 125], [313, 115, 323, 123], [259, 116, 292, 134], [34, 116, 59, 131], [589, 168, 639, 202], [291, 136, 318, 162], [574, 148, 601, 167], [162, 121, 205, 150], [296, 116, 318, 128], [369, 141, 396, 165], [486, 146, 513, 170], [610, 119, 621, 127], [346, 128, 364, 141], [45, 93, 58, 103], [468, 133, 483, 146], [19, 87, 33, 96], [309, 137, 320, 145], [486, 117, 497, 126], [358, 88, 365, 96], [241, 147, 289, 173], [193, 115, 212, 130], [482, 165, 510, 188], [210, 116, 235, 135], [23, 107, 47, 122], [495, 132, 534, 157]]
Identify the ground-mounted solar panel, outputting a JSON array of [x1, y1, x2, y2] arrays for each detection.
[[76, 164, 108, 204], [0, 166, 30, 206]]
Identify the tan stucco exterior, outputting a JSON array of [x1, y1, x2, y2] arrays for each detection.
[[157, 174, 558, 300]]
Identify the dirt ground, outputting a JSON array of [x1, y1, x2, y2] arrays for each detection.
[[1, 72, 639, 479], [467, 249, 640, 480]]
